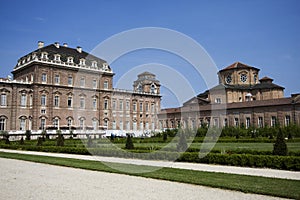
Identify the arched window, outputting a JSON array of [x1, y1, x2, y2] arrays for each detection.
[[0, 116, 7, 130]]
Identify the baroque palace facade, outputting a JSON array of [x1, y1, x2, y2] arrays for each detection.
[[0, 42, 161, 134], [158, 62, 300, 130]]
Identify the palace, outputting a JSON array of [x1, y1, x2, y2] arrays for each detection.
[[158, 62, 300, 130], [0, 42, 161, 136], [1, 42, 299, 136]]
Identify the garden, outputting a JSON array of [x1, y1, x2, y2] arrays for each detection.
[[1, 125, 300, 170]]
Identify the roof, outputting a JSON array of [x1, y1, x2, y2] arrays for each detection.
[[219, 62, 260, 72], [209, 82, 284, 91], [15, 44, 108, 69]]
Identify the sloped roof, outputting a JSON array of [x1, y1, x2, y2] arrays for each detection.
[[219, 62, 260, 72]]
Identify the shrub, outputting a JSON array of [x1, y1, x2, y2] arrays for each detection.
[[125, 134, 134, 149], [56, 130, 64, 146], [19, 137, 24, 145], [273, 128, 288, 156], [163, 132, 168, 142], [37, 137, 43, 146], [25, 130, 31, 140], [177, 131, 187, 152]]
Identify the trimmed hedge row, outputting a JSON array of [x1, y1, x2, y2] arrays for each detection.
[[1, 144, 299, 171]]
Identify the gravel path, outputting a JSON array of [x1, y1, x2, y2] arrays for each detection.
[[0, 158, 286, 200], [1, 149, 299, 180]]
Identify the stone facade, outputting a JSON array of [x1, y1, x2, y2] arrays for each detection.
[[0, 42, 161, 134], [158, 62, 300, 130]]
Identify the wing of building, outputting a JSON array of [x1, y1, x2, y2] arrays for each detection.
[[0, 42, 161, 135], [158, 62, 300, 129]]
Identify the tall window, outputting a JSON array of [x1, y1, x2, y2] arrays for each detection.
[[68, 76, 73, 86], [119, 121, 123, 130], [139, 102, 143, 112], [103, 81, 108, 89], [271, 116, 277, 127], [41, 118, 46, 130], [41, 95, 46, 106], [258, 117, 263, 128], [126, 121, 130, 130], [80, 97, 85, 109], [67, 118, 72, 127], [126, 100, 130, 110], [112, 121, 116, 130], [223, 118, 228, 127], [151, 84, 155, 94], [29, 95, 33, 107], [112, 100, 116, 110], [104, 119, 108, 127], [234, 118, 239, 127], [79, 119, 84, 129], [68, 96, 72, 108], [139, 122, 143, 130], [285, 115, 291, 126], [20, 118, 26, 131], [21, 94, 27, 107], [119, 100, 123, 110], [53, 118, 59, 128], [0, 118, 5, 130], [133, 121, 137, 131], [1, 94, 7, 106], [92, 119, 98, 130], [54, 96, 59, 107], [80, 77, 85, 87], [151, 103, 155, 113], [92, 98, 97, 110], [246, 117, 251, 129], [104, 99, 108, 110], [41, 73, 47, 83], [54, 74, 60, 84], [133, 102, 137, 112], [93, 80, 97, 89]]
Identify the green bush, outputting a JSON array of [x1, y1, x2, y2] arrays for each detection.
[[25, 130, 31, 140], [273, 128, 288, 156], [125, 134, 134, 149]]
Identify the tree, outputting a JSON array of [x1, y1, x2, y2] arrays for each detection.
[[273, 128, 287, 156], [19, 136, 24, 145], [125, 134, 134, 149], [163, 132, 168, 142], [177, 131, 187, 152], [56, 130, 64, 146], [25, 130, 31, 140]]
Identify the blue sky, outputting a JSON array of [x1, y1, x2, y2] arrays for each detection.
[[0, 0, 299, 108]]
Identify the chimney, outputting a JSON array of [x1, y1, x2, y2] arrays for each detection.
[[38, 41, 44, 49], [63, 43, 68, 47], [77, 46, 82, 53], [54, 42, 60, 48]]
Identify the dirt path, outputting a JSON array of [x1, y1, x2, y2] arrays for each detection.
[[0, 158, 286, 200]]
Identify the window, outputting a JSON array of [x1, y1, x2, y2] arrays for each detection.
[[139, 102, 143, 112], [41, 73, 47, 83], [41, 109, 46, 114], [213, 118, 219, 127], [41, 52, 48, 59], [119, 100, 123, 110], [137, 84, 142, 92], [41, 95, 46, 106], [126, 100, 130, 110], [103, 80, 108, 89], [41, 119, 46, 130], [67, 57, 73, 64], [133, 121, 137, 131], [139, 122, 143, 130], [92, 98, 97, 110], [68, 76, 73, 86], [92, 61, 97, 68], [67, 119, 72, 127], [119, 121, 123, 130], [215, 98, 221, 104], [92, 80, 97, 89], [246, 117, 251, 129], [223, 118, 228, 127], [258, 117, 263, 128], [133, 102, 137, 112], [112, 121, 116, 130], [79, 58, 86, 66], [0, 118, 5, 130], [145, 102, 149, 112], [104, 99, 108, 110], [234, 118, 239, 127], [29, 95, 33, 107], [80, 78, 85, 87], [240, 74, 247, 82], [1, 94, 7, 106], [285, 115, 291, 126], [126, 121, 130, 130], [68, 97, 72, 108], [20, 94, 27, 107], [92, 119, 98, 130], [54, 74, 60, 84], [151, 84, 155, 94], [104, 119, 108, 127], [80, 97, 85, 109], [79, 119, 84, 129], [112, 100, 116, 110], [20, 118, 26, 131], [54, 54, 61, 61], [54, 96, 59, 107], [271, 116, 277, 127], [151, 103, 155, 113], [53, 118, 59, 128]]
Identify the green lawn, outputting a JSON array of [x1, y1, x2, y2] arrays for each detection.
[[0, 151, 299, 199]]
